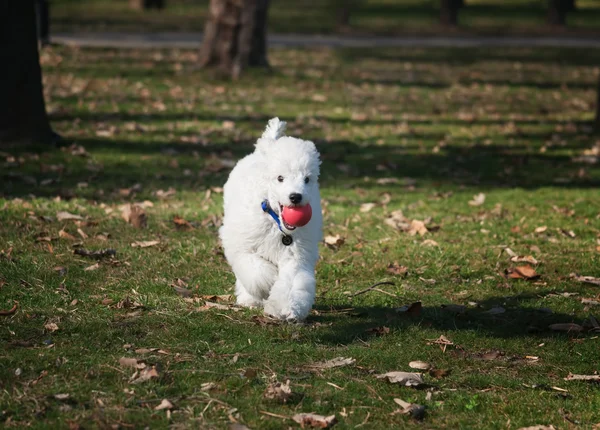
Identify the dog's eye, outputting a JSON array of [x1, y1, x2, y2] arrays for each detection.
[[304, 177, 310, 184], [277, 176, 284, 182]]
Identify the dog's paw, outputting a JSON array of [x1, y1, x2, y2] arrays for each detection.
[[236, 292, 263, 308]]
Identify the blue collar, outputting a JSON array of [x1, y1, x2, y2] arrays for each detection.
[[261, 200, 285, 233], [261, 200, 293, 246]]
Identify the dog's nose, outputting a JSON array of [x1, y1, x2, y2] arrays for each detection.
[[289, 193, 303, 204]]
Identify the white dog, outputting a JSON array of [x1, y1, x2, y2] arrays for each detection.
[[219, 118, 322, 321]]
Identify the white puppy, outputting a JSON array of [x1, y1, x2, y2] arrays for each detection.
[[219, 118, 322, 321]]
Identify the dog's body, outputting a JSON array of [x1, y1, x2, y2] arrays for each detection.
[[219, 118, 322, 321]]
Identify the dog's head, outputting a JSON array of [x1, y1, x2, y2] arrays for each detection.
[[255, 133, 321, 230]]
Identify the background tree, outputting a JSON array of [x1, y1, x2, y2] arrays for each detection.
[[129, 0, 165, 10], [440, 0, 464, 26], [547, 0, 568, 26], [595, 73, 600, 130], [0, 2, 55, 146], [199, 0, 270, 79]]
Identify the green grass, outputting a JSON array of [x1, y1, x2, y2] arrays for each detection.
[[2, 45, 600, 428], [50, 0, 600, 36]]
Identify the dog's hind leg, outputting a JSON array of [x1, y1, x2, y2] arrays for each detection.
[[231, 253, 277, 307]]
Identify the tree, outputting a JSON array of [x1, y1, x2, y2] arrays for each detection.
[[595, 73, 600, 131], [0, 1, 55, 146], [440, 0, 463, 26], [199, 0, 270, 79], [129, 0, 166, 10], [547, 0, 568, 26]]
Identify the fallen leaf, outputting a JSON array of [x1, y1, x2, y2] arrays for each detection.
[[504, 247, 517, 257], [468, 193, 485, 206], [252, 315, 281, 326], [535, 226, 548, 233], [366, 326, 390, 336], [360, 203, 376, 213], [393, 398, 426, 420], [77, 228, 88, 239], [511, 255, 539, 265], [581, 298, 600, 306], [408, 361, 431, 370], [119, 357, 143, 368], [59, 229, 77, 240], [548, 323, 583, 332], [197, 302, 231, 311], [518, 426, 556, 430], [44, 322, 59, 332], [54, 393, 70, 401], [564, 373, 600, 382], [428, 368, 451, 378], [264, 380, 293, 403], [570, 273, 600, 286], [154, 399, 174, 410], [201, 294, 233, 302], [155, 188, 176, 199], [131, 240, 160, 248], [171, 279, 192, 297], [201, 382, 216, 391], [421, 239, 439, 247], [57, 211, 83, 221], [84, 263, 100, 271], [74, 248, 116, 259], [396, 301, 422, 317], [173, 215, 193, 230], [387, 263, 408, 276], [508, 265, 539, 280], [292, 413, 337, 429], [0, 302, 18, 316], [376, 371, 424, 387], [130, 365, 160, 384], [324, 235, 344, 249], [307, 357, 355, 370], [559, 229, 576, 238], [121, 204, 147, 229], [408, 219, 428, 236]]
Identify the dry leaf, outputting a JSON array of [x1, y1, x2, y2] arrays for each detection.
[[508, 265, 539, 280], [384, 210, 409, 230], [121, 204, 147, 229], [570, 273, 600, 286], [324, 235, 344, 249], [396, 301, 422, 317], [292, 413, 337, 429], [263, 380, 293, 403], [534, 226, 548, 233], [468, 193, 486, 206], [74, 248, 116, 259], [44, 322, 59, 332], [57, 211, 83, 221], [548, 323, 583, 332], [393, 398, 426, 420], [408, 361, 431, 370], [360, 203, 376, 213], [408, 220, 428, 236], [511, 255, 539, 265], [173, 215, 193, 230], [84, 263, 100, 271], [564, 373, 600, 382], [131, 240, 160, 248], [0, 302, 18, 316], [201, 294, 233, 303], [376, 371, 424, 387], [130, 365, 160, 384], [119, 357, 143, 368], [428, 368, 451, 378], [421, 239, 439, 247], [171, 279, 192, 297], [504, 247, 517, 257], [307, 357, 355, 370], [518, 426, 556, 430], [366, 326, 390, 336], [54, 393, 70, 401], [59, 229, 77, 240], [154, 399, 174, 410], [387, 263, 408, 276]]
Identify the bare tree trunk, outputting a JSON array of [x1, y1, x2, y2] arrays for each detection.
[[547, 0, 567, 26], [440, 0, 460, 26], [595, 73, 600, 131], [0, 1, 54, 146], [35, 0, 50, 47], [199, 0, 270, 79], [130, 0, 165, 10]]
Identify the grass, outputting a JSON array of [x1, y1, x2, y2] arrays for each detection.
[[1, 44, 600, 428], [50, 0, 600, 36]]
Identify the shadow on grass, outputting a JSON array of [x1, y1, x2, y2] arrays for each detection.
[[1, 131, 599, 200], [309, 291, 591, 344]]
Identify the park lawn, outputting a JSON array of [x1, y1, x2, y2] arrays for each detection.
[[1, 45, 600, 428], [50, 0, 600, 36]]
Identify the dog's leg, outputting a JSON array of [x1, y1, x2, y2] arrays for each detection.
[[231, 253, 277, 306], [264, 262, 315, 321]]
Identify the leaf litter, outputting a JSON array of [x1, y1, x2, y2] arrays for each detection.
[[376, 371, 424, 387], [392, 398, 426, 420], [292, 413, 337, 429]]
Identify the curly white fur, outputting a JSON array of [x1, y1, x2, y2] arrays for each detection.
[[219, 117, 323, 321]]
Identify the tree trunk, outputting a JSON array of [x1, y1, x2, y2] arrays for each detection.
[[130, 0, 166, 10], [440, 0, 460, 26], [595, 73, 600, 131], [0, 1, 53, 146], [547, 0, 567, 26], [199, 0, 270, 79], [35, 0, 50, 47]]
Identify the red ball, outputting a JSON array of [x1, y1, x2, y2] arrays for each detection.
[[282, 203, 312, 227]]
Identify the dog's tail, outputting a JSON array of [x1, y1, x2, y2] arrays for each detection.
[[261, 117, 287, 140]]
